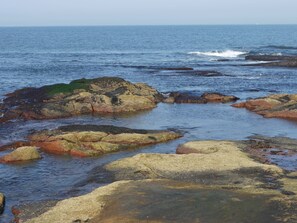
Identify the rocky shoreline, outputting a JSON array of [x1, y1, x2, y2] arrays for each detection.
[[1, 76, 297, 222], [12, 138, 297, 223]]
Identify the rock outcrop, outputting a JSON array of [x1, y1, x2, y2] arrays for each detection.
[[164, 92, 239, 104], [14, 140, 297, 223], [0, 193, 4, 215], [233, 94, 297, 120], [28, 125, 182, 157], [0, 77, 163, 122], [0, 146, 41, 163]]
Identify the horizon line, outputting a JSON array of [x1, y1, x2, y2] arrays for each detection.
[[0, 23, 297, 28]]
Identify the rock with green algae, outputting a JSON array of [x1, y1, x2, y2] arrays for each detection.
[[28, 125, 182, 157], [0, 146, 41, 163], [0, 77, 163, 122]]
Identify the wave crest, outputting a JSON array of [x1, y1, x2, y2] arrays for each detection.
[[188, 50, 247, 58]]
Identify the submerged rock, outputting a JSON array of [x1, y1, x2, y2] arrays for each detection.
[[245, 54, 297, 67], [0, 146, 41, 163], [233, 94, 297, 121], [176, 70, 224, 77], [0, 77, 163, 122], [0, 193, 4, 215], [164, 92, 239, 104], [21, 180, 297, 223], [28, 125, 182, 157]]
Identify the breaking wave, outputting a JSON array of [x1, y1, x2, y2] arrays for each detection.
[[188, 50, 247, 58]]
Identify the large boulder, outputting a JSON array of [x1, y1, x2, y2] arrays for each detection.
[[28, 125, 182, 157], [233, 94, 297, 120], [0, 77, 163, 122], [0, 146, 41, 163], [0, 193, 4, 215], [164, 92, 239, 104]]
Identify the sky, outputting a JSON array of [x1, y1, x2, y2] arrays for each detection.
[[0, 0, 297, 26]]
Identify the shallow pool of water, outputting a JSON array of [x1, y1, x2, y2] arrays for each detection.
[[1, 103, 297, 222]]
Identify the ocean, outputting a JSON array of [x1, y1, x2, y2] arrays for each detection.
[[0, 25, 297, 221]]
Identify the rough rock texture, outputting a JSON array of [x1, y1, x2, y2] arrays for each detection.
[[105, 140, 282, 185], [0, 77, 163, 122], [245, 54, 297, 67], [233, 94, 297, 120], [164, 92, 239, 104], [0, 146, 41, 163], [28, 125, 182, 157], [22, 180, 297, 223], [15, 140, 297, 223], [0, 193, 4, 215]]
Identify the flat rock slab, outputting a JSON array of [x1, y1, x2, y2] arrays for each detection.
[[0, 77, 163, 122], [29, 125, 182, 157], [105, 140, 282, 186], [233, 94, 297, 121], [22, 180, 297, 223]]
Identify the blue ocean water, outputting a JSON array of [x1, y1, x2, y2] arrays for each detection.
[[0, 25, 297, 99], [0, 25, 297, 222]]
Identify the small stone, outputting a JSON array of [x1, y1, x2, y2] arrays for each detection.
[[0, 146, 41, 163], [0, 193, 5, 215]]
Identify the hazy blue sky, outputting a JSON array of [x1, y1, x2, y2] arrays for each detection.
[[1, 0, 297, 26]]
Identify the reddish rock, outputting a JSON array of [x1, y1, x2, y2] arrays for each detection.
[[232, 94, 297, 120], [29, 125, 182, 157]]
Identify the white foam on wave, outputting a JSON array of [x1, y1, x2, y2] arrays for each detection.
[[188, 50, 247, 58]]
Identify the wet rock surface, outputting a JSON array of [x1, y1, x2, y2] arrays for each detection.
[[233, 94, 297, 121], [164, 92, 239, 104], [0, 77, 163, 122], [242, 135, 297, 171], [0, 146, 41, 163], [28, 125, 182, 157]]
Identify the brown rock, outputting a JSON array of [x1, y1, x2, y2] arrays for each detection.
[[164, 92, 239, 104], [0, 147, 41, 163], [0, 193, 4, 215], [29, 125, 182, 157], [0, 77, 163, 122], [232, 94, 297, 120]]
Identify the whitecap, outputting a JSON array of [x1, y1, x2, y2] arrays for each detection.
[[188, 50, 247, 58]]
